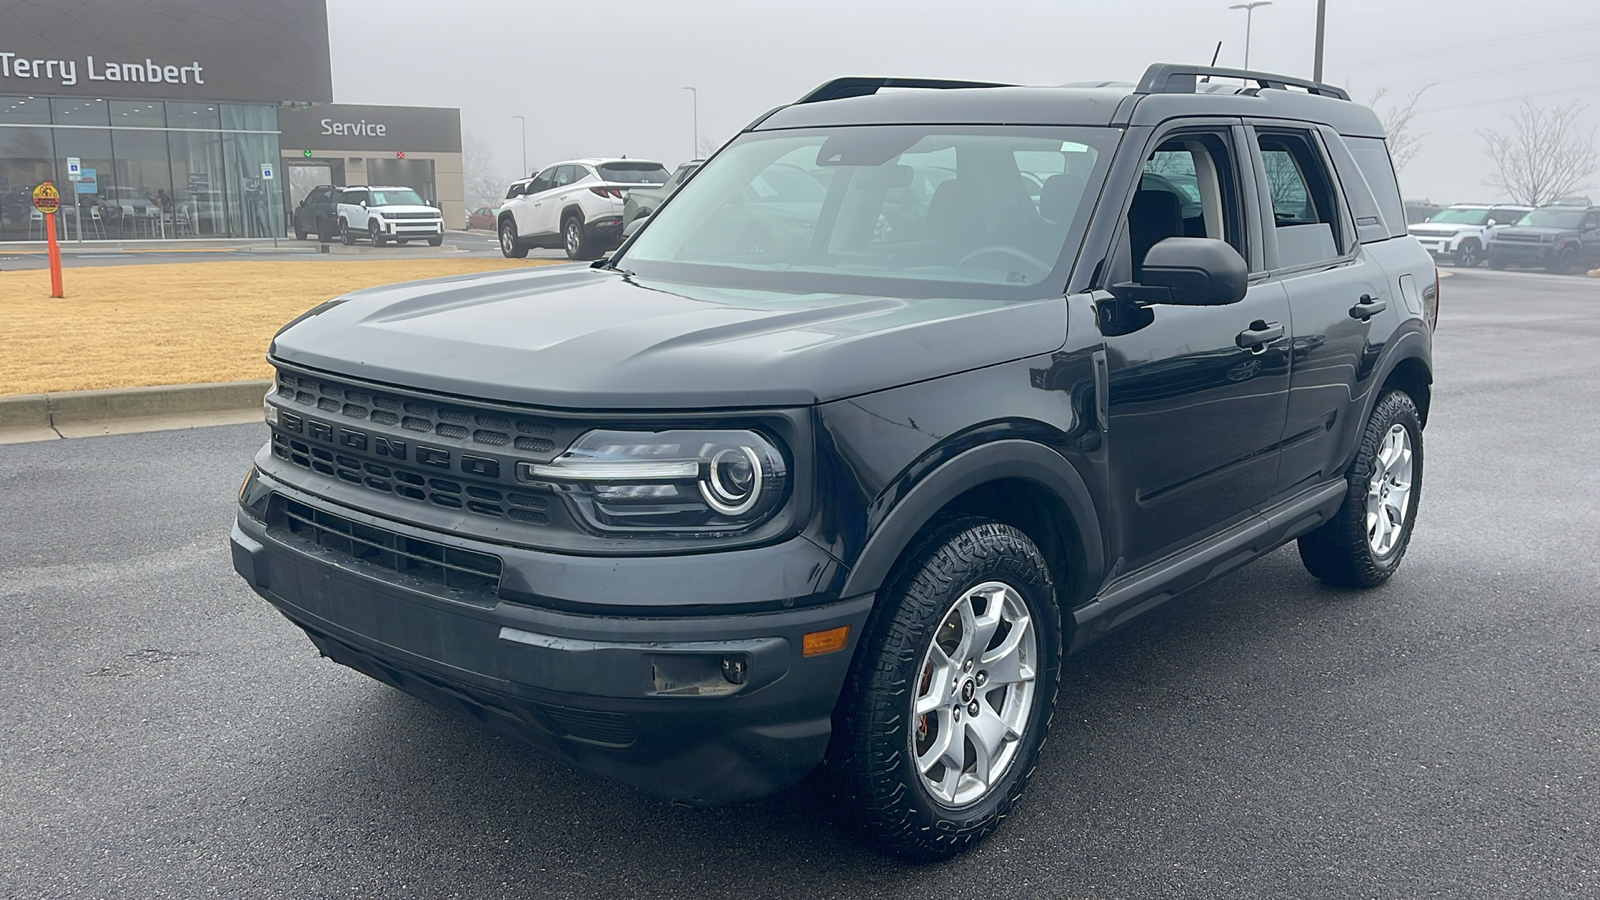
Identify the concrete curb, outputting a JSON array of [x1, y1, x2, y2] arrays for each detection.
[[1, 380, 270, 432]]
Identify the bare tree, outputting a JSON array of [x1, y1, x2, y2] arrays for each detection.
[[1481, 99, 1598, 206], [1369, 85, 1431, 171], [696, 135, 721, 159], [462, 133, 505, 210]]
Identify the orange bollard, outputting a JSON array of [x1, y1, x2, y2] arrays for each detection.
[[45, 211, 64, 298]]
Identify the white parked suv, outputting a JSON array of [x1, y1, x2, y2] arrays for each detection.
[[336, 185, 445, 247], [1408, 203, 1532, 267], [498, 158, 670, 259]]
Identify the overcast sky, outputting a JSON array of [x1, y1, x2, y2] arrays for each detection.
[[326, 0, 1600, 204]]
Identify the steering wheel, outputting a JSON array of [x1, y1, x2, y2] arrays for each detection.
[[957, 244, 1050, 275]]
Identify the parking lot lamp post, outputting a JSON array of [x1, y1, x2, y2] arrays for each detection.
[[682, 87, 698, 158], [1229, 1, 1272, 69], [512, 115, 527, 177], [1314, 0, 1327, 82]]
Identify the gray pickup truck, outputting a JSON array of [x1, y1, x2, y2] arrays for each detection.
[[621, 159, 702, 235]]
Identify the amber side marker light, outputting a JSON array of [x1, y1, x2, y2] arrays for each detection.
[[802, 625, 851, 657]]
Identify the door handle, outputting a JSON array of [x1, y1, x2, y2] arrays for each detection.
[[1349, 293, 1387, 320], [1236, 320, 1284, 351]]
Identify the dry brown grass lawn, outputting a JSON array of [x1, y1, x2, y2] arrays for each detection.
[[1, 258, 560, 395]]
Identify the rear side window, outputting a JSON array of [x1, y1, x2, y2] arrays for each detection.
[[1344, 137, 1407, 239], [1258, 131, 1345, 268]]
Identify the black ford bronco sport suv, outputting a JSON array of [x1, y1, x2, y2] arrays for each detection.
[[232, 65, 1438, 859]]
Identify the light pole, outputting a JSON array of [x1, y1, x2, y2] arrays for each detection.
[[681, 86, 698, 158], [1313, 0, 1327, 82], [511, 115, 527, 176], [1229, 1, 1272, 70]]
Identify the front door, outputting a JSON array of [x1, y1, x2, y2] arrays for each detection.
[[513, 167, 557, 239], [1100, 125, 1292, 572]]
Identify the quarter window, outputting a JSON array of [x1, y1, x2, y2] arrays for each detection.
[[1258, 132, 1345, 269]]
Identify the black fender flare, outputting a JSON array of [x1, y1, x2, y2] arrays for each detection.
[[560, 205, 586, 229], [838, 439, 1104, 599], [1336, 326, 1433, 473]]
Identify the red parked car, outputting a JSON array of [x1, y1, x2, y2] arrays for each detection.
[[466, 206, 499, 230]]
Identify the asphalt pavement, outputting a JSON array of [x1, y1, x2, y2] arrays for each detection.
[[1, 269, 1596, 899]]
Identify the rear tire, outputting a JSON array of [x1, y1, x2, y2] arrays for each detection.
[[563, 215, 591, 260], [499, 221, 528, 259], [339, 219, 354, 246], [1298, 390, 1423, 588], [837, 518, 1061, 861]]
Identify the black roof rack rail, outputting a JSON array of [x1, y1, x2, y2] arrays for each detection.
[[795, 76, 1014, 105], [1135, 63, 1350, 101]]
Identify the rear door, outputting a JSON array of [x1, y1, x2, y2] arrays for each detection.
[[1250, 125, 1392, 498]]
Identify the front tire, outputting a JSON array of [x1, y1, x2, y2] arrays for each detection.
[[837, 518, 1061, 860], [1549, 246, 1577, 274], [293, 224, 307, 241], [370, 222, 387, 247], [427, 235, 443, 247], [499, 221, 528, 258], [1298, 390, 1423, 588], [1453, 240, 1481, 268]]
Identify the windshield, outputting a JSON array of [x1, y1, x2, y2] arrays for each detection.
[[617, 125, 1113, 298], [370, 189, 425, 207], [600, 163, 670, 184], [1427, 207, 1490, 226], [1517, 208, 1586, 229]]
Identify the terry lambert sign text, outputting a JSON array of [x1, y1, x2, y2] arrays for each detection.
[[1, 52, 205, 87]]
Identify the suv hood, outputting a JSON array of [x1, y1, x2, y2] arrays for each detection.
[[269, 266, 1067, 409], [1493, 226, 1575, 240]]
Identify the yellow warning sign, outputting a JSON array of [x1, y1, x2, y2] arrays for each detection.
[[32, 182, 61, 214]]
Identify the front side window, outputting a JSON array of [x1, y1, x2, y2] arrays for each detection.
[[618, 125, 1114, 299], [1259, 131, 1345, 268], [529, 167, 558, 194]]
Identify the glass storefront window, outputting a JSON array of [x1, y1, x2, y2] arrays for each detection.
[[0, 98, 280, 241], [0, 125, 54, 240], [167, 102, 221, 130], [1, 96, 52, 125], [221, 104, 283, 238], [110, 101, 166, 127], [50, 98, 111, 126], [169, 128, 226, 237]]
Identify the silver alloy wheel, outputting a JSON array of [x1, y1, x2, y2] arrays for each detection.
[[909, 581, 1038, 808], [565, 220, 581, 256], [1366, 423, 1415, 556], [500, 225, 515, 255]]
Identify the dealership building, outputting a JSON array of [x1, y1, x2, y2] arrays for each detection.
[[0, 0, 464, 242]]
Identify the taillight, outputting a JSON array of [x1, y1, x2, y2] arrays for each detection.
[[1424, 267, 1440, 330], [589, 187, 624, 199]]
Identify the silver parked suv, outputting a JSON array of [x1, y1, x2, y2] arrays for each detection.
[[1407, 203, 1532, 267], [499, 158, 670, 259]]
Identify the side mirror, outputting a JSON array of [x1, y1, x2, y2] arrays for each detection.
[[1113, 237, 1248, 306], [1486, 219, 1497, 227], [359, 200, 368, 208]]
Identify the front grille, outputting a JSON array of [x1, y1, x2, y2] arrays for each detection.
[[274, 370, 562, 456], [269, 494, 502, 597], [271, 431, 552, 525], [539, 705, 638, 747], [386, 212, 440, 220], [1494, 233, 1544, 243]]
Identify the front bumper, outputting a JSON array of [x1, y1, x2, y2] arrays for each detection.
[[378, 218, 444, 236], [1487, 241, 1554, 263], [230, 470, 871, 805]]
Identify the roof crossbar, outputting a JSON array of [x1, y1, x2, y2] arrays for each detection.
[[795, 77, 1014, 105], [1136, 64, 1350, 101]]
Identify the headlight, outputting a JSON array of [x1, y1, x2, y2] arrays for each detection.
[[518, 429, 788, 533]]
